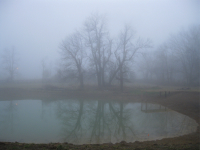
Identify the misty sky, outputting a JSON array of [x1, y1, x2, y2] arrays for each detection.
[[0, 0, 199, 79]]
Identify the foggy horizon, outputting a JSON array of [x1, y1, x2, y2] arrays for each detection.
[[0, 1, 200, 148], [0, 0, 199, 80]]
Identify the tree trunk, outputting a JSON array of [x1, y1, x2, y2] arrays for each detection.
[[79, 73, 84, 89], [97, 71, 102, 89], [101, 67, 105, 87], [108, 67, 120, 85], [78, 65, 84, 90], [120, 66, 123, 92]]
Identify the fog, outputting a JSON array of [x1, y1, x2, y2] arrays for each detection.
[[0, 1, 200, 147], [0, 0, 199, 84]]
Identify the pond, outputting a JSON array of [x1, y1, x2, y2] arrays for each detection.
[[0, 99, 198, 144]]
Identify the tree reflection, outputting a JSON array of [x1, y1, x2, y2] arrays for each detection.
[[0, 101, 17, 134], [109, 102, 136, 142], [89, 101, 112, 144], [40, 100, 53, 120], [56, 100, 137, 144], [139, 102, 197, 139], [56, 100, 85, 143], [0, 100, 197, 144]]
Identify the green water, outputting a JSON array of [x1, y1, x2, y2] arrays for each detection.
[[0, 99, 198, 144]]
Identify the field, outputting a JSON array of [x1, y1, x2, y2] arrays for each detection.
[[0, 82, 199, 150]]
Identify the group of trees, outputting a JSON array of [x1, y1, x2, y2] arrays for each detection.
[[59, 14, 199, 89], [1, 13, 198, 88], [1, 48, 53, 82], [139, 25, 200, 86], [59, 14, 151, 91], [1, 47, 19, 82]]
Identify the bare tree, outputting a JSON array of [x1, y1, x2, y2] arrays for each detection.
[[41, 58, 51, 81], [60, 31, 86, 89], [110, 25, 152, 91], [168, 25, 200, 86], [142, 25, 200, 86], [153, 44, 178, 84], [138, 52, 155, 82], [84, 13, 112, 88], [2, 47, 19, 81]]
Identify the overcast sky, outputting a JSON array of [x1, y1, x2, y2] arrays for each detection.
[[0, 0, 199, 79]]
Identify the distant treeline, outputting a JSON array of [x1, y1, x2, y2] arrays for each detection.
[[2, 13, 199, 90], [137, 25, 200, 86], [55, 14, 199, 89], [57, 13, 152, 91]]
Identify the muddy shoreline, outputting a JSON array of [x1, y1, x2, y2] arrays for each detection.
[[0, 88, 199, 150]]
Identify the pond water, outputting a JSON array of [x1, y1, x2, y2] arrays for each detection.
[[0, 99, 198, 144]]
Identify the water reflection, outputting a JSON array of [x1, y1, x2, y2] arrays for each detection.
[[0, 101, 17, 133], [56, 100, 85, 144], [141, 103, 168, 112], [0, 100, 198, 144], [55, 101, 198, 144]]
